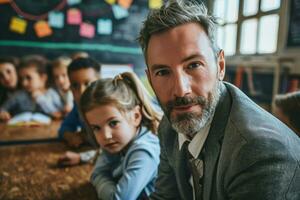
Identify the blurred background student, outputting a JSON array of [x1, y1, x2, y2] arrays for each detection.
[[273, 91, 300, 136], [0, 55, 62, 121], [58, 57, 101, 148], [49, 56, 73, 117], [0, 56, 19, 107]]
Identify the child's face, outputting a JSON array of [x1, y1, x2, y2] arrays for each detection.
[[0, 62, 18, 89], [85, 104, 141, 154], [52, 66, 70, 92], [19, 66, 47, 93], [69, 68, 98, 104]]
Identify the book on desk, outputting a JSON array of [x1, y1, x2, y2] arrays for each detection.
[[7, 112, 52, 126]]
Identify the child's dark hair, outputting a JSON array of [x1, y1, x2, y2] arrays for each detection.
[[80, 72, 161, 134], [18, 55, 48, 75], [67, 57, 101, 76], [0, 56, 19, 66]]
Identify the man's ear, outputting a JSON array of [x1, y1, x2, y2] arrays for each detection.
[[217, 50, 226, 81], [131, 105, 142, 127]]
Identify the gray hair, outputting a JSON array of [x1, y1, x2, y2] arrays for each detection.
[[138, 0, 220, 61]]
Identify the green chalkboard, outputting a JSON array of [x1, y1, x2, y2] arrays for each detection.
[[0, 0, 149, 73]]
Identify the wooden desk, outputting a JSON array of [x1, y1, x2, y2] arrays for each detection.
[[0, 121, 60, 144], [0, 124, 98, 200]]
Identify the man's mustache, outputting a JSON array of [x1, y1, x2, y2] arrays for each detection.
[[166, 96, 207, 111]]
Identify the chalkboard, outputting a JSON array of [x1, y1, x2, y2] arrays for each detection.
[[0, 0, 149, 74], [287, 0, 300, 47]]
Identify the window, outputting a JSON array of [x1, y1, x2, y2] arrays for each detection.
[[214, 0, 239, 56], [213, 0, 281, 56]]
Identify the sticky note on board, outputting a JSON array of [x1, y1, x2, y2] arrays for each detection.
[[112, 5, 129, 19], [97, 19, 112, 35], [67, 8, 82, 25], [105, 0, 116, 5], [67, 0, 81, 6], [0, 0, 10, 4], [48, 11, 64, 28], [149, 0, 163, 9], [34, 21, 53, 38], [9, 17, 27, 34], [80, 22, 95, 38], [118, 0, 133, 9], [149, 0, 162, 9]]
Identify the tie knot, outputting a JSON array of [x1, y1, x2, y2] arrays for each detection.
[[181, 140, 193, 160]]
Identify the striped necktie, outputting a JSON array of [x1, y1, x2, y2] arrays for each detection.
[[182, 140, 204, 200]]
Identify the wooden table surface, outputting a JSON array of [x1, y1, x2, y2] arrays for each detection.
[[0, 121, 60, 143], [0, 122, 98, 200]]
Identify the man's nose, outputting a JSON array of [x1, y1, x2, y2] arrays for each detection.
[[173, 73, 192, 97]]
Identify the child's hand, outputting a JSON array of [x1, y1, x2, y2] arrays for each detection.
[[0, 111, 11, 122], [57, 151, 81, 167], [63, 131, 84, 148]]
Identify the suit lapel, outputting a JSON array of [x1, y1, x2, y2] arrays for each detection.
[[170, 128, 193, 200], [160, 119, 193, 200], [202, 83, 232, 200]]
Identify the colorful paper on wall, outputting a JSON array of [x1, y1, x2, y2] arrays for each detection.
[[67, 8, 82, 25], [67, 0, 81, 6], [48, 11, 64, 28], [80, 22, 95, 38], [34, 21, 53, 38], [112, 5, 129, 19], [0, 0, 10, 4], [9, 17, 27, 34], [118, 0, 133, 9], [105, 0, 116, 5], [97, 19, 112, 35], [149, 0, 162, 9]]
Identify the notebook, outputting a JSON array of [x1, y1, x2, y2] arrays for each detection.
[[7, 112, 51, 126]]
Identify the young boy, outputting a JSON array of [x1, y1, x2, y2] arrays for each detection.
[[58, 57, 101, 148]]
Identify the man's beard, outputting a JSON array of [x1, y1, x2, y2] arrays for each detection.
[[161, 81, 221, 138]]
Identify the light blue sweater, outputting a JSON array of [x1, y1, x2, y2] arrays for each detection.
[[91, 126, 160, 200]]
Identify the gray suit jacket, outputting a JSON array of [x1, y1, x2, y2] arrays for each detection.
[[151, 82, 300, 200]]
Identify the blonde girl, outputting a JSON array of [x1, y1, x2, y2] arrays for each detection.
[[80, 72, 161, 200]]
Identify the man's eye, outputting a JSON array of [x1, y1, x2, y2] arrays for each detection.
[[155, 69, 170, 76], [109, 120, 119, 128], [187, 62, 202, 70]]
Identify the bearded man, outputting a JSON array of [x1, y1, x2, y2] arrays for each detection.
[[138, 1, 300, 200]]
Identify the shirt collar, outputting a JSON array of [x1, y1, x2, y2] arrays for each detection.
[[178, 117, 213, 158]]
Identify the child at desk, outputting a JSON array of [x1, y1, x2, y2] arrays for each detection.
[[79, 72, 161, 200], [50, 56, 73, 117], [58, 57, 101, 147], [0, 56, 19, 107], [0, 55, 62, 121]]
